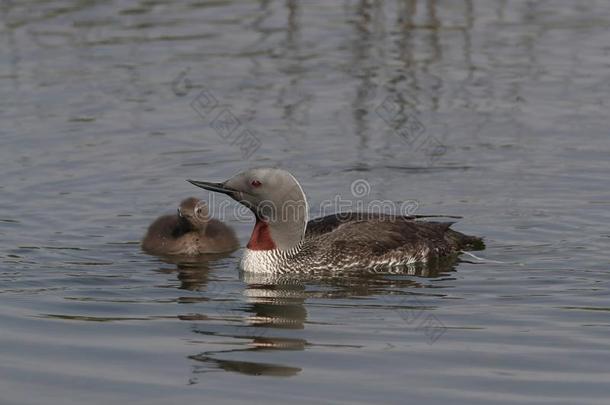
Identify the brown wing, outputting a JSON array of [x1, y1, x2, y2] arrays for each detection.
[[324, 218, 455, 256], [306, 212, 409, 238], [305, 212, 463, 239], [299, 216, 483, 268]]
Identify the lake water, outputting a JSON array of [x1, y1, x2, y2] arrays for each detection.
[[1, 1, 609, 404]]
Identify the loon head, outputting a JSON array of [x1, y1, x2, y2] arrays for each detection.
[[188, 168, 308, 251], [177, 197, 210, 230]]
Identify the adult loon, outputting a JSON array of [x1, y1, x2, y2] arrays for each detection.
[[142, 197, 239, 256], [187, 168, 483, 273]]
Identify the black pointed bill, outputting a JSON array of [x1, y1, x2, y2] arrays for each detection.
[[186, 179, 237, 196]]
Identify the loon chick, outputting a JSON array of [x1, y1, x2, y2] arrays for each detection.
[[187, 168, 484, 273], [142, 197, 239, 256]]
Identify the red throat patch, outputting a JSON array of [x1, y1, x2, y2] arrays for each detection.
[[246, 219, 276, 250]]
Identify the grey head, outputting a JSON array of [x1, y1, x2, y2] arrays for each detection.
[[187, 168, 308, 250], [178, 197, 210, 230]]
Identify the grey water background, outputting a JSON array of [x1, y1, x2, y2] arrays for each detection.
[[1, 0, 610, 404]]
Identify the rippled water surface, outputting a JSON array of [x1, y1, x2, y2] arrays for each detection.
[[1, 1, 610, 404]]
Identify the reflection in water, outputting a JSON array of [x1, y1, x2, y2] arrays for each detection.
[[243, 281, 307, 329], [190, 354, 301, 378], [188, 274, 309, 378], [188, 259, 458, 378], [152, 253, 233, 291]]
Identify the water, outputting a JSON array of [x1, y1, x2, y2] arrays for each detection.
[[1, 1, 609, 404]]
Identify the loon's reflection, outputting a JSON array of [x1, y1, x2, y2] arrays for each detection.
[[190, 354, 301, 377], [188, 276, 309, 378], [186, 259, 459, 379], [241, 279, 308, 329]]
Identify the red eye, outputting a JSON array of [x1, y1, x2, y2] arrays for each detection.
[[251, 179, 262, 188]]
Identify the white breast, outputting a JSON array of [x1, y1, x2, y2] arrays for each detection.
[[241, 249, 282, 273]]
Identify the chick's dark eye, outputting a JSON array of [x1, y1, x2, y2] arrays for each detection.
[[251, 180, 262, 188]]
